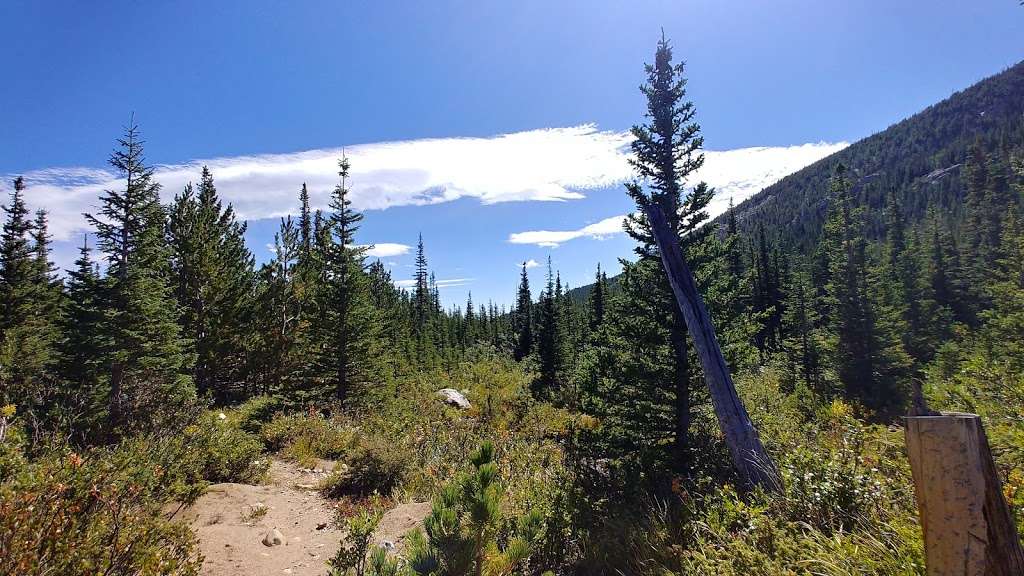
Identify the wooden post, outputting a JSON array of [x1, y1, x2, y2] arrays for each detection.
[[905, 413, 1024, 575], [641, 203, 781, 492]]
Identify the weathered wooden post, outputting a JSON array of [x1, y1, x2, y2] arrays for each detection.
[[905, 412, 1024, 575], [641, 202, 782, 492]]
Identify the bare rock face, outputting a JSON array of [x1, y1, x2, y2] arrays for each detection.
[[436, 388, 471, 409], [262, 528, 284, 547]]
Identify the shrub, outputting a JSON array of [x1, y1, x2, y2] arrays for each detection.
[[327, 498, 385, 576], [405, 441, 545, 575], [0, 436, 204, 575], [321, 434, 411, 498], [186, 411, 268, 484], [260, 412, 354, 467], [231, 395, 283, 434]]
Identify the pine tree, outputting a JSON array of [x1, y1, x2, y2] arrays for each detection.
[[587, 263, 606, 333], [614, 33, 718, 467], [317, 156, 381, 405], [822, 168, 908, 413], [0, 177, 60, 434], [57, 235, 105, 438], [84, 121, 195, 438], [535, 257, 562, 396], [298, 182, 313, 257], [513, 262, 532, 361], [168, 166, 256, 402], [255, 216, 303, 395], [781, 263, 823, 393]]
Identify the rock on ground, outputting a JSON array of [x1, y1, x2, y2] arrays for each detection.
[[436, 388, 471, 409]]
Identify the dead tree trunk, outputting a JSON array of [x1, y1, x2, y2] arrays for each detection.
[[641, 202, 782, 492], [905, 413, 1024, 575]]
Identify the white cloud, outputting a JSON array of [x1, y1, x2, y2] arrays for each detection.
[[2, 124, 845, 249], [507, 141, 848, 247], [509, 215, 628, 248], [4, 124, 632, 241], [360, 243, 411, 258], [394, 277, 473, 289], [522, 259, 540, 269]]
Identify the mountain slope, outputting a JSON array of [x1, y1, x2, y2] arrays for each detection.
[[722, 60, 1024, 247]]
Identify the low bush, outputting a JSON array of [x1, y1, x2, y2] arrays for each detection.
[[185, 410, 268, 484], [260, 412, 355, 467], [321, 434, 412, 498], [0, 436, 204, 575], [230, 395, 283, 434]]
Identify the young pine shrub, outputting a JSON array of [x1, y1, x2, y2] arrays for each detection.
[[405, 441, 545, 576]]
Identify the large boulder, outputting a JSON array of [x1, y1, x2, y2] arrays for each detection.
[[436, 388, 471, 409]]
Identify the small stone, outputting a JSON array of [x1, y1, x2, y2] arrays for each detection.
[[316, 522, 329, 530], [262, 528, 284, 547]]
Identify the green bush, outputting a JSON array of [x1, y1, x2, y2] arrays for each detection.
[[321, 434, 411, 498], [231, 395, 283, 434], [186, 411, 268, 484], [0, 436, 204, 575], [405, 441, 545, 575], [260, 412, 355, 467]]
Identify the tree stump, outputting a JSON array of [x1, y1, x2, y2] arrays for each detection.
[[904, 413, 1024, 575]]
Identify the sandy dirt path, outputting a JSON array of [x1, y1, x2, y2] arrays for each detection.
[[181, 459, 430, 576]]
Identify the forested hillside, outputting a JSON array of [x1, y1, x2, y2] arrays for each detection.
[[2, 35, 1024, 576], [724, 60, 1024, 247]]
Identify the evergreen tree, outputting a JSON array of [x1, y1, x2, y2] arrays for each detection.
[[781, 263, 823, 393], [57, 235, 105, 438], [614, 33, 718, 467], [84, 121, 195, 438], [317, 157, 381, 405], [513, 262, 532, 361], [822, 167, 908, 413], [0, 177, 60, 435], [587, 263, 606, 333], [535, 257, 563, 396], [255, 216, 303, 395], [168, 166, 256, 402], [298, 182, 313, 257]]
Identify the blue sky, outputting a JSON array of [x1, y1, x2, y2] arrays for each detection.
[[2, 1, 1022, 307]]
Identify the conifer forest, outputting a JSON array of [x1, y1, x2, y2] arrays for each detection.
[[2, 6, 1024, 576]]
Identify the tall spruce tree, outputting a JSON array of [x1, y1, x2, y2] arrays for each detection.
[[317, 157, 381, 405], [57, 235, 105, 437], [513, 262, 533, 361], [615, 33, 717, 467], [587, 263, 606, 333], [168, 166, 256, 402], [255, 216, 303, 396], [0, 177, 60, 435], [84, 121, 195, 438], [821, 167, 908, 413], [535, 257, 563, 397]]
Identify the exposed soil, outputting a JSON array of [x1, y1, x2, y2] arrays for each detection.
[[180, 459, 430, 576]]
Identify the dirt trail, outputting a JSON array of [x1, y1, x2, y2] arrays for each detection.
[[181, 459, 430, 576]]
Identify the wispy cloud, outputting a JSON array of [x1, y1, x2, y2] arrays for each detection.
[[507, 141, 847, 247], [3, 124, 633, 241], [3, 126, 845, 252], [522, 259, 540, 269], [509, 215, 627, 248], [361, 243, 411, 258], [394, 277, 474, 290]]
